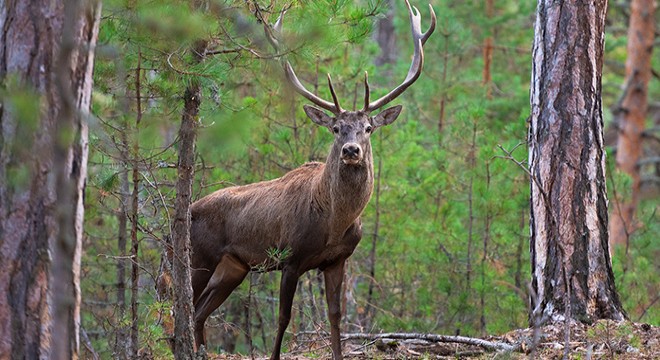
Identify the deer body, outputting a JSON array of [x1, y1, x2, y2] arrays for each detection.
[[190, 162, 370, 358], [183, 2, 435, 359], [190, 158, 373, 273]]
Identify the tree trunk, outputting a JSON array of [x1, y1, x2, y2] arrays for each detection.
[[130, 49, 143, 359], [171, 41, 207, 359], [609, 0, 656, 246], [115, 158, 130, 359], [0, 0, 100, 358], [528, 0, 626, 325], [171, 82, 200, 358], [482, 0, 494, 99], [374, 0, 396, 68]]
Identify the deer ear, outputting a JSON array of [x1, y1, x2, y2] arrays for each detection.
[[372, 105, 402, 128], [303, 105, 333, 127]]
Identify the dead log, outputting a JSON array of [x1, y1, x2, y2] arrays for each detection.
[[341, 332, 521, 352]]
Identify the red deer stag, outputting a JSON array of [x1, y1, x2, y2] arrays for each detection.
[[189, 1, 434, 359]]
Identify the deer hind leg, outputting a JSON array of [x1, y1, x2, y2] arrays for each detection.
[[270, 267, 300, 360], [191, 266, 213, 306], [193, 254, 248, 350]]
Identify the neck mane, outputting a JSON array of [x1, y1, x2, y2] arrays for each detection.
[[315, 144, 374, 229]]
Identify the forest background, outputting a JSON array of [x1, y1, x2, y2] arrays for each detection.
[[61, 0, 659, 357]]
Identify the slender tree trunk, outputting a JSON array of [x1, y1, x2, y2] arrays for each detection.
[[0, 0, 100, 358], [482, 0, 494, 99], [115, 165, 130, 359], [374, 0, 396, 68], [171, 40, 207, 359], [528, 0, 626, 324], [130, 49, 143, 359], [609, 0, 656, 246], [465, 123, 477, 297], [479, 164, 492, 335], [115, 37, 132, 360], [438, 32, 449, 136], [171, 80, 201, 359]]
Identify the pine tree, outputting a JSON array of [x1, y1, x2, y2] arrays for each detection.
[[0, 0, 101, 357], [528, 0, 626, 324]]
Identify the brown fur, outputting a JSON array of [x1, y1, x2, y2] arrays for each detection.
[[189, 108, 401, 360]]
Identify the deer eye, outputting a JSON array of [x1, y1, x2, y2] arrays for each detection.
[[332, 126, 340, 134], [365, 125, 373, 133]]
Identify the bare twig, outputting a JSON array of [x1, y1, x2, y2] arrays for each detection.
[[81, 327, 100, 360], [495, 143, 546, 200]]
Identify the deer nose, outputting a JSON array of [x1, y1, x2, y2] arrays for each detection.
[[341, 144, 361, 159]]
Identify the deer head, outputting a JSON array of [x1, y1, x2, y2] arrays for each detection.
[[265, 0, 436, 168]]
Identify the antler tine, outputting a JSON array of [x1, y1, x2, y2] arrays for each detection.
[[422, 4, 436, 45], [327, 74, 343, 112], [363, 0, 436, 113], [363, 72, 370, 111], [265, 9, 342, 114], [263, 10, 285, 51], [283, 63, 339, 113]]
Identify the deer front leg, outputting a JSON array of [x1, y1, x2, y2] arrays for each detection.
[[323, 259, 346, 360], [270, 267, 300, 360]]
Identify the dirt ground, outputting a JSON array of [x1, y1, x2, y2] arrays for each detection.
[[207, 320, 659, 359]]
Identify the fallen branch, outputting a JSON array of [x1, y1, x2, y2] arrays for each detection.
[[341, 332, 521, 352]]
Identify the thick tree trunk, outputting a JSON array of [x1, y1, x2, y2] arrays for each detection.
[[528, 0, 626, 325], [0, 0, 100, 358], [609, 0, 656, 246]]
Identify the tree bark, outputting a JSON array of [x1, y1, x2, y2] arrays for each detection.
[[0, 0, 100, 358], [129, 49, 142, 360], [171, 41, 207, 359], [609, 0, 656, 246], [528, 0, 626, 325], [342, 332, 518, 352], [171, 82, 200, 359], [115, 155, 130, 359]]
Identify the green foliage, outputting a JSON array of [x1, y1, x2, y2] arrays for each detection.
[[81, 0, 659, 358], [586, 320, 641, 354], [0, 77, 41, 192]]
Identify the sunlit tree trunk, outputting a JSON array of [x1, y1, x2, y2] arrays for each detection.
[[609, 0, 656, 246], [528, 0, 626, 324], [0, 0, 100, 358]]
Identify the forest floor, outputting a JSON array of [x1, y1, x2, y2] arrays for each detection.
[[207, 320, 659, 359]]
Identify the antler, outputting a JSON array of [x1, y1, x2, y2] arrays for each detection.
[[363, 0, 436, 113], [265, 11, 343, 114]]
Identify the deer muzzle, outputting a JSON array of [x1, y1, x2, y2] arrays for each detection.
[[341, 143, 362, 165]]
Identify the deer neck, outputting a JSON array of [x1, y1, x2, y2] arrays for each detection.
[[316, 144, 374, 228]]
